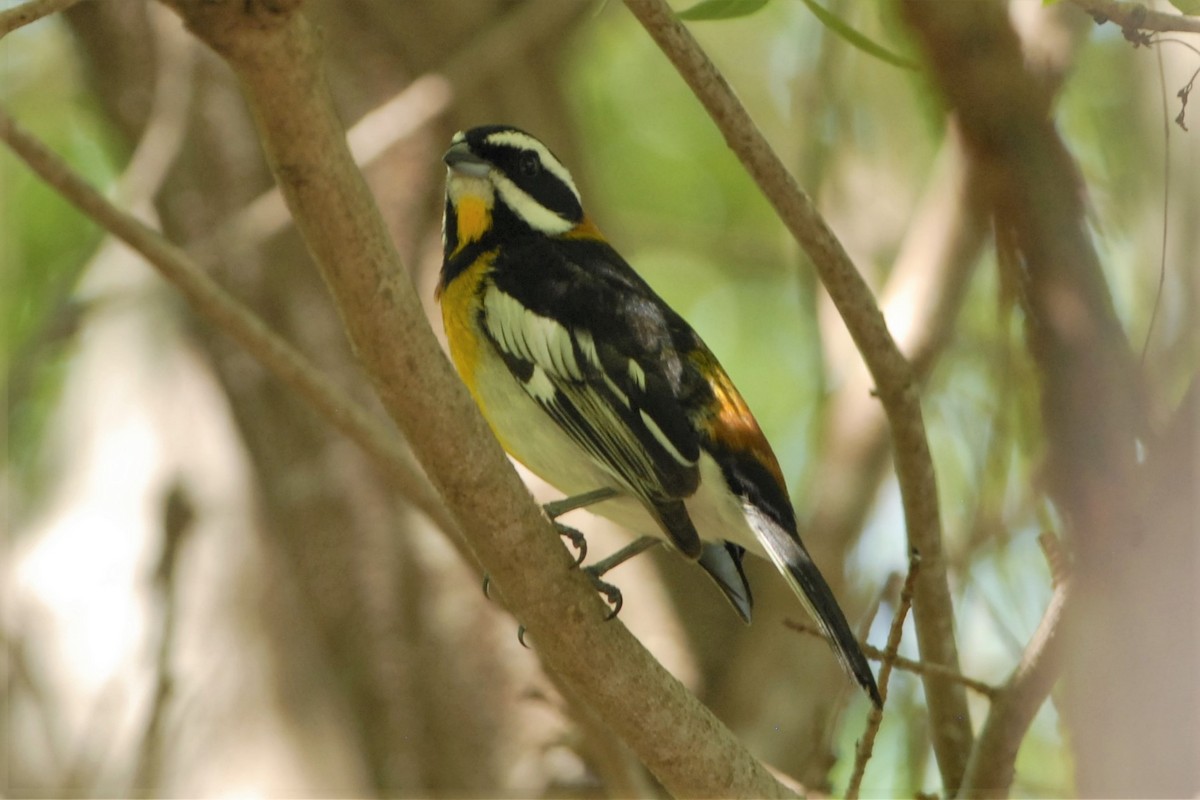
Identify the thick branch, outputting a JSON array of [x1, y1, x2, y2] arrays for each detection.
[[145, 2, 795, 796], [622, 0, 973, 790]]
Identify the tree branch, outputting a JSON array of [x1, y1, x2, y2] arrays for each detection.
[[846, 551, 920, 800], [784, 623, 998, 700], [621, 0, 973, 790], [0, 0, 80, 38], [958, 535, 1071, 799], [124, 2, 797, 796], [898, 3, 1197, 796], [0, 106, 455, 540], [197, 0, 584, 255]]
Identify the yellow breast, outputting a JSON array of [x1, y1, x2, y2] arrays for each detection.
[[439, 249, 497, 413]]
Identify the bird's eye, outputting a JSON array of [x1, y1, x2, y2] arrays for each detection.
[[518, 152, 542, 178]]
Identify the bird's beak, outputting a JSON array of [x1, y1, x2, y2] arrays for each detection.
[[443, 141, 491, 178]]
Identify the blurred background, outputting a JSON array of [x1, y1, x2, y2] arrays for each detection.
[[2, 0, 1196, 796]]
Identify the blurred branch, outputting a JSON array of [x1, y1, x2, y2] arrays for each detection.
[[99, 3, 801, 796], [0, 107, 456, 542], [898, 3, 1195, 796], [622, 0, 973, 791], [958, 533, 1071, 799], [810, 123, 985, 554], [129, 481, 197, 797], [1070, 0, 1200, 35], [111, 3, 196, 214], [0, 0, 80, 38], [846, 550, 920, 800], [201, 72, 452, 252], [199, 0, 583, 256]]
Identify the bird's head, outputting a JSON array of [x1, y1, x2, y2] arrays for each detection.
[[441, 125, 586, 259]]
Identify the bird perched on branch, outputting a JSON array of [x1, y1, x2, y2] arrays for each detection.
[[436, 124, 880, 707]]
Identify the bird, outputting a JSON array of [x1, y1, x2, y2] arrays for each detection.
[[436, 124, 881, 707]]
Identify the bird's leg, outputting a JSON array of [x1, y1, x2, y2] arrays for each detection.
[[542, 487, 620, 566], [486, 488, 643, 630], [586, 536, 661, 578], [482, 487, 620, 597], [542, 486, 620, 518], [583, 536, 662, 620]]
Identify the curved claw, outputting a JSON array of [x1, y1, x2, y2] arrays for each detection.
[[583, 566, 624, 621], [517, 625, 530, 649], [554, 522, 588, 566], [482, 574, 492, 598]]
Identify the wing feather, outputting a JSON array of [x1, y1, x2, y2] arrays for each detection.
[[482, 284, 702, 555]]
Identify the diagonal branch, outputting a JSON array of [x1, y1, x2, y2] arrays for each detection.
[[958, 535, 1071, 799], [0, 107, 455, 540], [622, 0, 974, 791], [120, 2, 799, 796], [0, 0, 80, 38]]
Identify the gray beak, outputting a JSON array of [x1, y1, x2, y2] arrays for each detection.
[[443, 141, 491, 178]]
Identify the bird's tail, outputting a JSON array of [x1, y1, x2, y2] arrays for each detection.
[[746, 505, 882, 708]]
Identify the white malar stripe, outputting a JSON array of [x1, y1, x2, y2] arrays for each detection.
[[481, 129, 581, 204], [639, 408, 696, 467], [491, 172, 574, 235]]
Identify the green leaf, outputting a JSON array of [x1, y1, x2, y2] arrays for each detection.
[[1167, 0, 1200, 15], [677, 0, 770, 21], [796, 0, 921, 71]]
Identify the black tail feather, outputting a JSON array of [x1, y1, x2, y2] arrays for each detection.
[[697, 541, 754, 623], [747, 506, 882, 708]]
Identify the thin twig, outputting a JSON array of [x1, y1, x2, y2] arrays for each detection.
[[845, 550, 920, 799], [785, 619, 999, 700], [0, 107, 457, 541], [0, 0, 80, 38], [622, 0, 973, 790], [1070, 0, 1200, 35]]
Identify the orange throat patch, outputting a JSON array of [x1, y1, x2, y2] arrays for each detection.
[[453, 194, 492, 255]]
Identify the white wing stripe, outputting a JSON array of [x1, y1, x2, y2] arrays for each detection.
[[484, 288, 583, 381], [640, 409, 697, 467]]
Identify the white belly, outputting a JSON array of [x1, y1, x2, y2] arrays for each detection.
[[470, 343, 766, 559]]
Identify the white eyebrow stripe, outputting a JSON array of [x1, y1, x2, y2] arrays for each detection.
[[491, 172, 574, 235], [482, 129, 581, 204]]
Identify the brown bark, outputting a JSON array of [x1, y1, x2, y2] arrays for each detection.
[[64, 1, 586, 794]]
